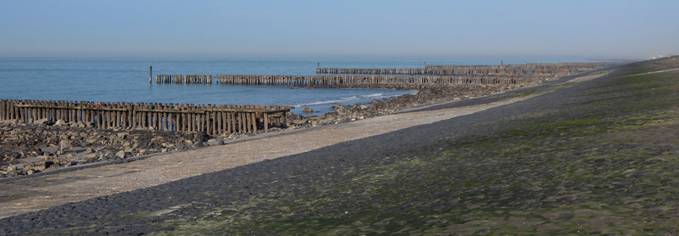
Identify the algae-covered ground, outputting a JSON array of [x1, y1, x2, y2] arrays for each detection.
[[2, 57, 679, 235], [154, 59, 679, 235]]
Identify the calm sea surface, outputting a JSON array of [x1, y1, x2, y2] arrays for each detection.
[[0, 57, 587, 114]]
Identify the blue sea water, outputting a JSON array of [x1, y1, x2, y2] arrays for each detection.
[[0, 56, 589, 114], [0, 59, 420, 114]]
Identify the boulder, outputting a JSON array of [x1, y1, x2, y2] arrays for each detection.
[[116, 132, 129, 139], [40, 145, 59, 156], [35, 118, 50, 125], [303, 107, 314, 114], [59, 140, 71, 151], [115, 150, 128, 159], [6, 164, 24, 175], [207, 138, 224, 146], [54, 120, 67, 126]]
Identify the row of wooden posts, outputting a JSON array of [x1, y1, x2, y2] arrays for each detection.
[[0, 100, 292, 136], [215, 74, 537, 88], [156, 74, 213, 84], [155, 74, 543, 88], [316, 63, 606, 76]]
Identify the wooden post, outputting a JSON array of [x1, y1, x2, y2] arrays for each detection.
[[263, 113, 269, 132], [149, 65, 153, 85]]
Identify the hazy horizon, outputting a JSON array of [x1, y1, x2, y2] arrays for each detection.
[[2, 0, 678, 60]]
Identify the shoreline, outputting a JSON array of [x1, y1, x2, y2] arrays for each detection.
[[0, 67, 608, 179], [0, 70, 610, 219]]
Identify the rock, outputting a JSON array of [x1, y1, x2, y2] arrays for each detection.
[[71, 147, 87, 153], [81, 153, 98, 162], [35, 118, 49, 125], [40, 145, 59, 156], [116, 132, 129, 139], [19, 156, 44, 165], [6, 164, 24, 175], [43, 160, 55, 169], [59, 140, 71, 151], [115, 150, 128, 159], [303, 107, 314, 114], [161, 143, 175, 148], [207, 138, 224, 146], [54, 120, 67, 126], [85, 138, 98, 144], [291, 119, 306, 126]]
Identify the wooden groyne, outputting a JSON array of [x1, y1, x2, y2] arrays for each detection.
[[0, 100, 291, 135], [155, 74, 543, 88], [156, 74, 213, 84], [316, 63, 606, 76], [156, 63, 605, 88], [215, 74, 535, 89]]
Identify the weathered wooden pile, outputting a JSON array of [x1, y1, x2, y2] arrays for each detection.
[[156, 74, 213, 84], [0, 100, 291, 135]]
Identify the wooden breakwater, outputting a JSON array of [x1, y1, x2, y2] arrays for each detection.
[[156, 74, 213, 84], [0, 100, 291, 135], [215, 74, 535, 89], [156, 63, 604, 88], [316, 63, 606, 76], [155, 74, 543, 89]]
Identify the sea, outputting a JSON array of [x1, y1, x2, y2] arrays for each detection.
[[0, 56, 590, 114]]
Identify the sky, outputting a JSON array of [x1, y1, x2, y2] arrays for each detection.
[[1, 0, 678, 60]]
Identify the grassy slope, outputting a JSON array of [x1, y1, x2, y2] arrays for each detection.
[[155, 57, 679, 235]]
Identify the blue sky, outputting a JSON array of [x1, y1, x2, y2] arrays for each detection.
[[1, 0, 677, 60]]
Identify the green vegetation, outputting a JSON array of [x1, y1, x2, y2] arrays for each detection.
[[153, 62, 679, 235]]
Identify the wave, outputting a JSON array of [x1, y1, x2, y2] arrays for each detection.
[[293, 93, 388, 108]]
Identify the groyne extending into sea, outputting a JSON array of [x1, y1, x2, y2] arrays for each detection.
[[315, 63, 603, 75], [155, 63, 606, 89], [0, 100, 291, 135]]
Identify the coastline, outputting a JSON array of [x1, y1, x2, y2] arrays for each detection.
[[0, 70, 610, 219]]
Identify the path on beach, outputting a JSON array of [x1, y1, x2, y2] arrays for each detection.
[[0, 85, 546, 219]]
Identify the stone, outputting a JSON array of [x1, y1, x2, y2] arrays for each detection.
[[40, 145, 59, 156], [59, 140, 71, 151], [71, 147, 87, 153], [303, 107, 314, 114], [54, 120, 67, 126], [115, 150, 127, 159], [116, 132, 129, 139], [35, 118, 49, 125], [43, 160, 55, 169], [81, 153, 98, 162], [207, 138, 224, 146], [6, 164, 24, 175]]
